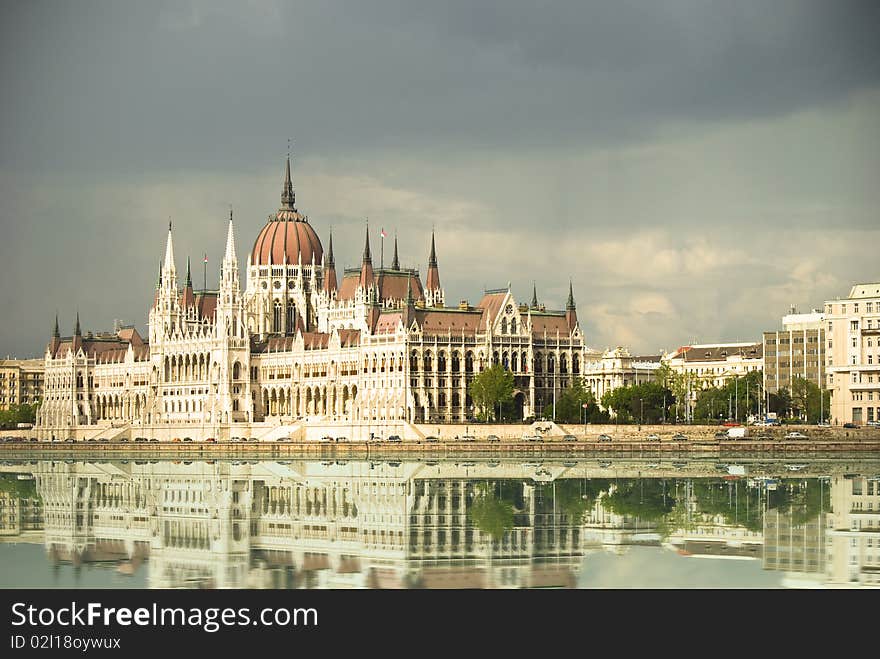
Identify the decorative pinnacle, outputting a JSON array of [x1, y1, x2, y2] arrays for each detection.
[[531, 282, 538, 308], [281, 152, 296, 210], [53, 312, 60, 339], [74, 311, 81, 337], [362, 222, 372, 264], [327, 229, 335, 266], [566, 280, 575, 310], [428, 230, 437, 267], [392, 232, 400, 270], [185, 257, 192, 288]]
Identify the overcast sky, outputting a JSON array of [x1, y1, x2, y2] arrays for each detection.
[[1, 1, 879, 358]]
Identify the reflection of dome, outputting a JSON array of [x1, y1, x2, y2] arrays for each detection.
[[251, 157, 323, 266]]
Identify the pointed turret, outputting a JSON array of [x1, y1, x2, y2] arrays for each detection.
[[163, 221, 176, 278], [53, 312, 60, 339], [220, 208, 240, 299], [280, 155, 296, 210], [392, 233, 400, 270], [426, 230, 441, 291], [74, 311, 81, 337], [530, 282, 538, 309], [323, 230, 337, 293], [358, 224, 375, 291], [565, 280, 578, 331], [181, 257, 195, 309], [223, 208, 237, 266]]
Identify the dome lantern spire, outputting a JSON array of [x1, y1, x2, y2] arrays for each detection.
[[280, 152, 296, 211]]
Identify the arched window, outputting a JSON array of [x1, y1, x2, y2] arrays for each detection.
[[451, 352, 460, 373], [548, 354, 555, 373], [510, 318, 517, 334], [534, 353, 543, 373], [438, 352, 447, 372], [233, 362, 241, 380], [273, 301, 282, 333], [424, 352, 433, 371], [512, 353, 519, 372], [465, 352, 474, 373], [560, 354, 568, 374], [501, 318, 507, 334], [573, 354, 580, 374], [410, 350, 419, 371], [502, 352, 510, 369], [286, 303, 294, 333]]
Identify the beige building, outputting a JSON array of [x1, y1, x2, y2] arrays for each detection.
[[582, 347, 661, 406], [664, 342, 764, 390], [0, 358, 44, 411], [763, 311, 825, 395], [825, 282, 880, 425], [826, 475, 880, 587]]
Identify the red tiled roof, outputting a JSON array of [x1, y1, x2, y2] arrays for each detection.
[[195, 292, 217, 321], [414, 308, 483, 335], [530, 313, 571, 336], [337, 270, 425, 303], [336, 329, 360, 347], [374, 312, 403, 334], [475, 292, 507, 325], [251, 215, 323, 266]]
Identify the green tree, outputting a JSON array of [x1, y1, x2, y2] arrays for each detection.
[[790, 376, 831, 423], [600, 382, 673, 424], [468, 364, 515, 421], [552, 378, 601, 423], [602, 479, 675, 522], [0, 403, 38, 430], [468, 483, 515, 540]]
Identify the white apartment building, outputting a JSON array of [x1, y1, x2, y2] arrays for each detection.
[[825, 282, 880, 425]]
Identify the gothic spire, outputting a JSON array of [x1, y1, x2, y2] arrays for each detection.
[[327, 229, 335, 266], [223, 208, 237, 264], [156, 261, 162, 289], [185, 257, 192, 288], [566, 280, 575, 310], [392, 233, 400, 270], [280, 155, 295, 210], [362, 223, 372, 264], [428, 230, 438, 267], [426, 230, 441, 292], [53, 312, 60, 339], [163, 221, 176, 277], [74, 311, 81, 337], [531, 282, 538, 308]]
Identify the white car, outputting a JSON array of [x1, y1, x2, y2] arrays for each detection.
[[785, 431, 808, 440]]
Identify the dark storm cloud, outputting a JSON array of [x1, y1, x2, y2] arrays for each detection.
[[0, 1, 878, 358], [1, 1, 878, 175]]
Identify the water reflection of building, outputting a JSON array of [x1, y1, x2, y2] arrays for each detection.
[[826, 475, 880, 588], [14, 461, 880, 588], [0, 488, 43, 538], [29, 462, 607, 589]]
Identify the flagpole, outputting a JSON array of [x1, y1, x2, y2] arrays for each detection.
[[380, 227, 384, 269], [203, 254, 207, 291]]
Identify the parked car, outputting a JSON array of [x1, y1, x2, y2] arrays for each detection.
[[171, 437, 181, 443], [522, 434, 541, 441], [276, 437, 291, 442], [424, 435, 439, 442], [461, 435, 476, 442], [671, 433, 688, 441], [205, 437, 217, 443], [183, 437, 193, 442], [64, 438, 76, 443], [562, 434, 578, 442], [714, 431, 729, 440], [598, 434, 613, 442], [843, 422, 859, 429], [335, 436, 348, 443], [646, 433, 661, 441], [319, 435, 334, 443], [866, 421, 880, 428], [120, 438, 130, 442], [86, 438, 97, 443], [99, 438, 109, 443], [386, 435, 402, 442], [134, 437, 148, 443], [785, 431, 808, 440], [486, 435, 501, 442], [149, 438, 159, 443]]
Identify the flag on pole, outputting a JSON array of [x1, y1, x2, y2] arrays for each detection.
[[380, 228, 387, 238], [203, 253, 208, 263]]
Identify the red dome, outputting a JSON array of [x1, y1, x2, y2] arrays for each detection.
[[251, 210, 324, 266]]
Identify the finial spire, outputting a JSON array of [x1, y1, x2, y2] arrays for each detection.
[[53, 312, 60, 338], [428, 230, 437, 267], [74, 311, 81, 337], [327, 229, 335, 266], [392, 231, 400, 270], [362, 221, 372, 264], [185, 257, 192, 288], [566, 280, 575, 310], [531, 282, 538, 308], [280, 149, 295, 209]]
